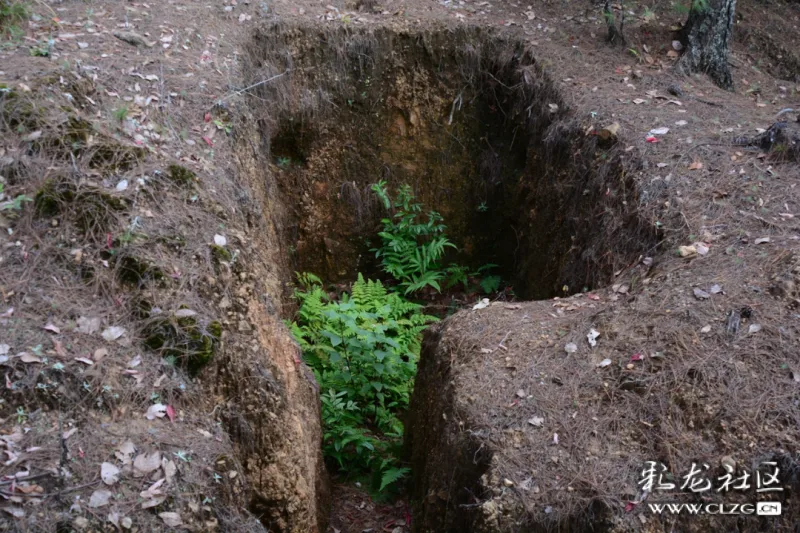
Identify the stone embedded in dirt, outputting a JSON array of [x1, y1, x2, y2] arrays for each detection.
[[678, 245, 697, 257], [693, 287, 711, 300], [564, 342, 578, 354], [112, 31, 155, 48]]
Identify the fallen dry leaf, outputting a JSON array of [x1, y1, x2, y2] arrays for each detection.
[[115, 441, 136, 465], [140, 478, 165, 499], [133, 451, 161, 476], [89, 489, 113, 508], [688, 160, 704, 170], [101, 326, 126, 342], [527, 416, 544, 427], [19, 353, 42, 364], [101, 462, 120, 485], [77, 316, 101, 335], [145, 403, 167, 420], [2, 506, 25, 518], [159, 512, 183, 527]]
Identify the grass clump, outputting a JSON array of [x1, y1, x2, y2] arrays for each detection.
[[144, 309, 222, 376], [0, 1, 28, 38], [167, 164, 197, 186], [289, 273, 437, 493]]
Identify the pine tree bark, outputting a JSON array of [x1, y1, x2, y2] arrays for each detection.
[[677, 0, 737, 90], [603, 0, 625, 45]]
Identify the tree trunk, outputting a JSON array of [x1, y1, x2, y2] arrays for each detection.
[[677, 0, 736, 90], [603, 0, 625, 45]]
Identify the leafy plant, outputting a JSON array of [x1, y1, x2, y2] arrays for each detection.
[[0, 183, 32, 212], [479, 274, 502, 294], [371, 181, 457, 295], [30, 37, 54, 57], [290, 273, 437, 491], [444, 262, 502, 295], [444, 263, 470, 290]]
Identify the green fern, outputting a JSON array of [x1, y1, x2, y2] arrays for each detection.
[[289, 272, 437, 484], [371, 181, 457, 295], [379, 466, 410, 492]]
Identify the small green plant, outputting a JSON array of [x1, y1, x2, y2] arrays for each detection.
[[477, 202, 489, 212], [213, 118, 232, 134], [290, 273, 437, 491], [276, 156, 291, 168], [29, 39, 52, 57], [371, 181, 457, 295], [444, 263, 501, 295], [113, 106, 129, 122], [0, 183, 32, 212]]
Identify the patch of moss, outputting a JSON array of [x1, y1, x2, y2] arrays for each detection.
[[116, 255, 164, 287], [34, 178, 74, 217], [79, 142, 143, 171], [0, 88, 41, 131], [167, 164, 197, 186], [210, 244, 233, 263], [34, 179, 129, 236], [144, 309, 221, 376]]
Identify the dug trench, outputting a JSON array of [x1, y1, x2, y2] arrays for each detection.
[[241, 24, 654, 304], [3, 4, 800, 533], [234, 23, 678, 532]]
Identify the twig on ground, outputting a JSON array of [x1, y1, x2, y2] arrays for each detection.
[[498, 331, 512, 351], [216, 71, 290, 104]]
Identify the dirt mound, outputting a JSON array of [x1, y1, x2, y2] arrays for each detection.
[[404, 116, 800, 533], [0, 25, 327, 533], [408, 279, 800, 531]]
